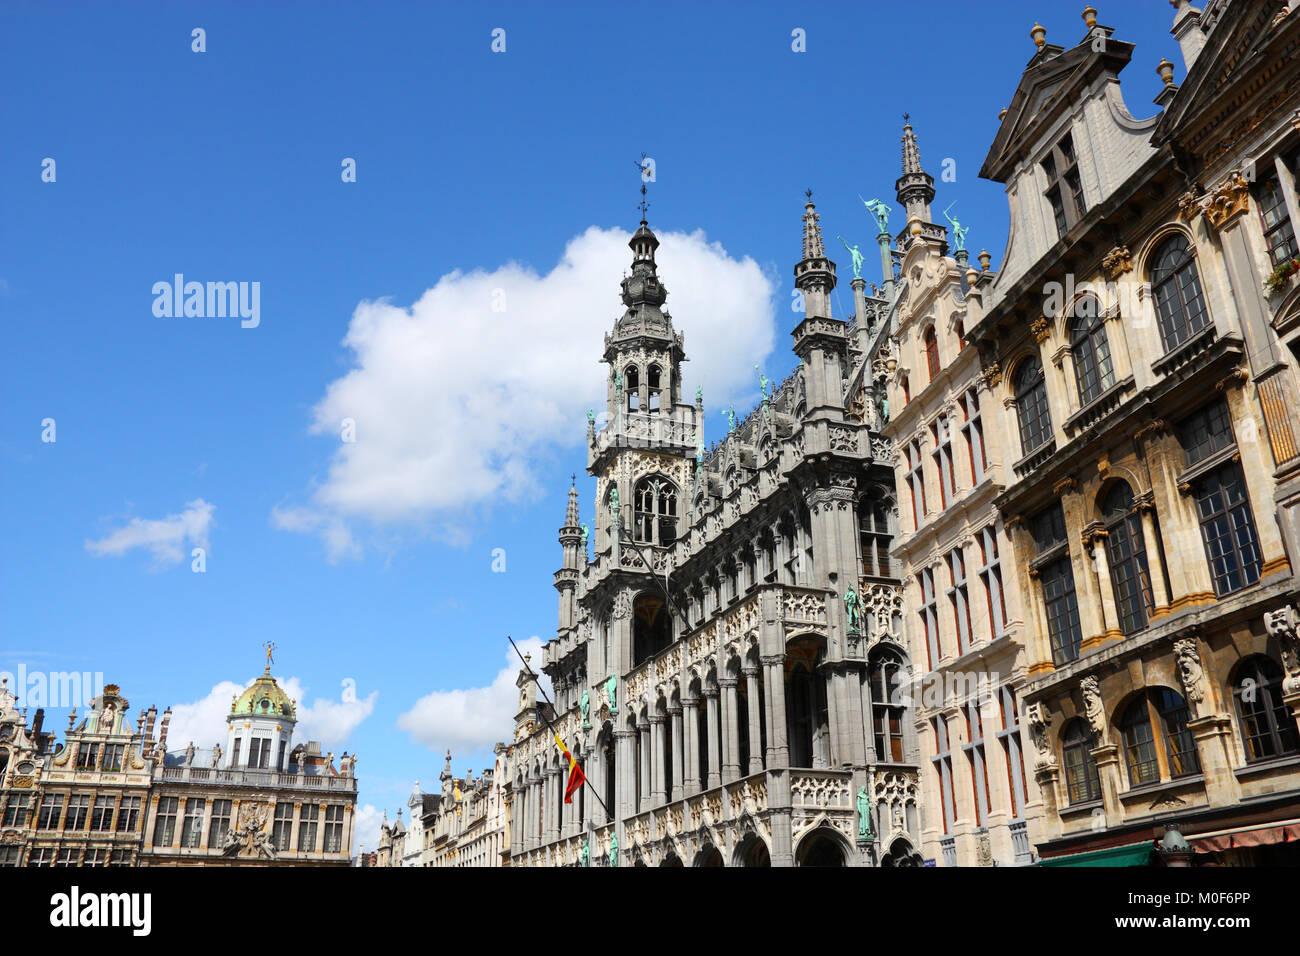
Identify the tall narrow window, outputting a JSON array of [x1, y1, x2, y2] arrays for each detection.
[[1042, 131, 1086, 237], [180, 798, 205, 848], [1120, 689, 1200, 786], [919, 567, 940, 670], [1032, 505, 1082, 666], [1103, 482, 1154, 634], [932, 416, 956, 508], [1150, 235, 1210, 352], [624, 365, 640, 412], [947, 547, 973, 655], [64, 794, 89, 831], [298, 804, 319, 852], [90, 796, 115, 832], [924, 327, 941, 382], [647, 365, 662, 412], [906, 440, 927, 530], [324, 805, 344, 852], [36, 794, 63, 830], [101, 744, 124, 771], [977, 525, 1008, 638], [996, 686, 1028, 819], [272, 802, 294, 850], [960, 388, 986, 485], [932, 716, 957, 833], [1013, 356, 1052, 455], [870, 651, 906, 763], [115, 796, 141, 833], [963, 702, 992, 826], [208, 799, 233, 847], [153, 796, 179, 847], [859, 501, 892, 577], [1257, 170, 1298, 269], [1062, 718, 1101, 804], [1070, 297, 1114, 405]]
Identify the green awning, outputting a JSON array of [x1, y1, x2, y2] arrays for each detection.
[[1038, 841, 1155, 867]]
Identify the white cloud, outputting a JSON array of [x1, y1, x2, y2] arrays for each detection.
[[397, 637, 550, 756], [164, 675, 376, 753], [353, 803, 385, 856], [85, 498, 214, 567], [280, 226, 778, 551]]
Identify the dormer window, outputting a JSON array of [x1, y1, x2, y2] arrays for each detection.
[[1042, 132, 1086, 237]]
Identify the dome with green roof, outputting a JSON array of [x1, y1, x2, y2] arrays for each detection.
[[229, 669, 296, 721]]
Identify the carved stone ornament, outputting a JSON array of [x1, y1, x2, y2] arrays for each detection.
[[1031, 317, 1051, 344], [1025, 701, 1056, 771], [1172, 636, 1207, 716], [1263, 605, 1300, 695], [612, 588, 634, 620], [1203, 171, 1252, 230], [1080, 676, 1106, 742], [1101, 245, 1133, 281], [980, 362, 1002, 389]]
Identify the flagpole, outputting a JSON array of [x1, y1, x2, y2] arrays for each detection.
[[507, 635, 611, 822]]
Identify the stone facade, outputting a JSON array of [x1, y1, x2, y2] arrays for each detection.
[[962, 1, 1300, 865], [504, 192, 918, 868], [0, 661, 358, 867]]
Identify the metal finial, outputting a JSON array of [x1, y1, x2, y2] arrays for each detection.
[[635, 152, 651, 221], [903, 112, 910, 123]]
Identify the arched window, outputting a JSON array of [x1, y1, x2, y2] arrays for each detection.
[[786, 636, 828, 768], [633, 475, 678, 546], [1233, 656, 1300, 762], [924, 327, 941, 381], [1120, 688, 1200, 786], [632, 594, 670, 665], [1062, 718, 1101, 804], [1070, 296, 1114, 404], [1150, 235, 1210, 352], [647, 365, 662, 413], [624, 365, 640, 412], [1103, 482, 1155, 635], [901, 375, 911, 405], [870, 651, 906, 762], [1013, 356, 1052, 455]]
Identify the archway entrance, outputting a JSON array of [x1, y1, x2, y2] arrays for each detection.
[[694, 845, 724, 867], [736, 835, 771, 868], [880, 837, 924, 867], [796, 827, 847, 867]]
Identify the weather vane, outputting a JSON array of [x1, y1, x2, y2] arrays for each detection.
[[635, 152, 651, 221]]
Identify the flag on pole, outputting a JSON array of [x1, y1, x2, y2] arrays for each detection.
[[553, 732, 587, 804]]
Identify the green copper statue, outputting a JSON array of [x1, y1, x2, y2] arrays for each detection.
[[861, 196, 891, 235], [844, 583, 861, 634], [857, 787, 874, 840], [580, 689, 590, 729], [837, 236, 865, 279], [610, 486, 620, 524], [755, 364, 771, 407], [580, 522, 589, 548], [875, 383, 890, 425], [586, 408, 595, 426], [606, 674, 618, 716], [609, 832, 619, 867], [580, 837, 590, 867], [615, 371, 623, 404], [725, 404, 737, 433], [695, 385, 703, 405], [943, 202, 969, 251]]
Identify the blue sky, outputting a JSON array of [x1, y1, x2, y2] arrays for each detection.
[[0, 1, 1182, 851]]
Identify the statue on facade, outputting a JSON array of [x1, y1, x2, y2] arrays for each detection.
[[580, 523, 589, 549], [609, 487, 620, 528], [695, 385, 703, 405], [755, 364, 770, 403], [609, 832, 619, 867], [838, 236, 865, 279], [183, 742, 195, 766], [943, 203, 969, 251], [725, 405, 737, 433], [844, 584, 861, 634], [586, 408, 595, 427], [606, 674, 618, 716], [861, 196, 891, 235], [856, 787, 874, 841], [580, 837, 590, 867], [212, 742, 222, 769], [580, 689, 590, 729], [875, 382, 890, 424]]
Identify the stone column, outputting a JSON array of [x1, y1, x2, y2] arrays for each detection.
[[615, 729, 636, 823], [510, 786, 523, 857], [1137, 499, 1171, 617], [1088, 531, 1120, 642], [720, 677, 741, 782], [638, 719, 651, 812], [670, 705, 685, 801], [761, 654, 789, 768], [705, 688, 722, 790], [544, 770, 560, 845], [649, 715, 667, 806], [743, 667, 764, 775], [682, 698, 701, 794]]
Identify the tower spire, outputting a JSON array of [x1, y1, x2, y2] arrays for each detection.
[[895, 114, 941, 250], [564, 475, 580, 527], [900, 113, 923, 175], [794, 190, 837, 320], [801, 189, 826, 260]]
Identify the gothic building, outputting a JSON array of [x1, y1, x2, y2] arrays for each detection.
[[506, 188, 917, 867], [960, 1, 1300, 865]]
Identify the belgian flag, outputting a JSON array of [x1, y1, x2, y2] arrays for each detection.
[[553, 732, 587, 804]]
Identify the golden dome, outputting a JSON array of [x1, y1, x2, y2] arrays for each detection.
[[230, 670, 296, 720]]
